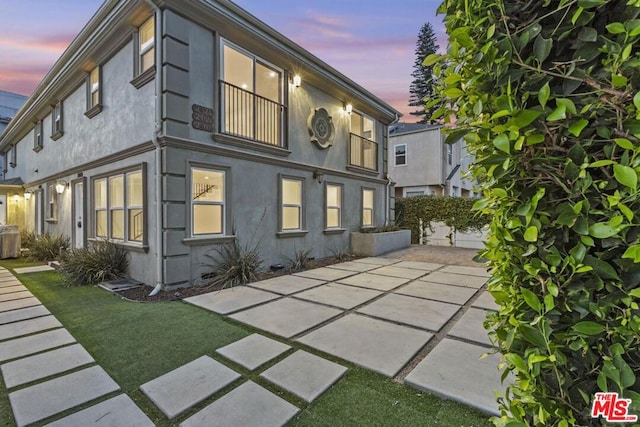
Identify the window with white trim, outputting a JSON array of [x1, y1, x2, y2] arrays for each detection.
[[362, 188, 374, 226], [93, 168, 145, 243], [86, 66, 102, 118], [33, 120, 43, 152], [191, 167, 225, 236], [139, 17, 155, 74], [51, 102, 63, 140], [326, 184, 342, 229], [447, 143, 453, 165], [281, 178, 303, 230], [394, 144, 406, 166]]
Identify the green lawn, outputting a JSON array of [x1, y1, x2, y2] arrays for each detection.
[[0, 261, 491, 426]]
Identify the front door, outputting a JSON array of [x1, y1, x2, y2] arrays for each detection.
[[35, 191, 42, 235], [0, 195, 6, 225], [72, 181, 84, 249]]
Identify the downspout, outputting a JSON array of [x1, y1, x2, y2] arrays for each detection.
[[146, 1, 163, 296], [385, 113, 400, 226]]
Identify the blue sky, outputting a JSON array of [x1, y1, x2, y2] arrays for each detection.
[[0, 0, 445, 121]]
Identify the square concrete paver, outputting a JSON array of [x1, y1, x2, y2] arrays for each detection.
[[440, 265, 491, 277], [368, 266, 428, 280], [395, 281, 476, 305], [0, 297, 41, 313], [14, 265, 55, 274], [0, 285, 27, 295], [248, 276, 325, 295], [0, 279, 21, 288], [472, 292, 500, 311], [0, 291, 33, 303], [0, 315, 62, 341], [0, 329, 76, 362], [185, 287, 280, 315], [448, 308, 494, 347], [294, 284, 382, 309], [404, 338, 505, 415], [298, 314, 432, 377], [358, 294, 460, 332], [181, 381, 299, 427], [2, 344, 95, 388], [0, 305, 50, 325], [260, 350, 347, 402], [419, 271, 487, 288], [294, 267, 356, 282], [45, 394, 154, 427], [9, 365, 120, 427], [337, 273, 410, 292], [392, 261, 443, 271], [352, 257, 399, 266], [326, 261, 382, 272], [230, 298, 342, 338], [140, 355, 241, 419], [216, 334, 291, 370]]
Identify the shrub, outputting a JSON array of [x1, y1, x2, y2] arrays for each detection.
[[19, 229, 36, 251], [59, 240, 129, 286], [433, 0, 640, 425], [201, 239, 263, 288], [28, 233, 69, 261], [287, 248, 314, 272], [331, 246, 353, 262], [396, 196, 489, 243]]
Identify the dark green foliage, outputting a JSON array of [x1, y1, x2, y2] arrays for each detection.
[[432, 0, 640, 424], [330, 246, 354, 262], [28, 233, 69, 261], [201, 239, 263, 287], [59, 240, 129, 286], [19, 229, 36, 250], [396, 196, 489, 243], [287, 248, 314, 272], [409, 23, 440, 123]]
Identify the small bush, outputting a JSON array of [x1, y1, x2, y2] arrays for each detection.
[[29, 233, 69, 261], [20, 229, 37, 251], [331, 246, 353, 262], [59, 240, 129, 286], [201, 239, 263, 288], [287, 248, 314, 272]]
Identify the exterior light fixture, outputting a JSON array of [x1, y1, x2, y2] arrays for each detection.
[[55, 181, 67, 194], [313, 169, 324, 183], [292, 75, 302, 87], [13, 194, 19, 202], [344, 103, 353, 114], [24, 192, 32, 201]]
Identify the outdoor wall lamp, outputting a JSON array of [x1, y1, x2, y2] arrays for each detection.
[[292, 74, 302, 87], [344, 103, 353, 114], [55, 181, 67, 194], [13, 194, 19, 202], [313, 169, 324, 184], [24, 192, 32, 200]]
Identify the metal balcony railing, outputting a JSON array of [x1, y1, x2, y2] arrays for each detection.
[[219, 80, 285, 147], [349, 133, 378, 171]]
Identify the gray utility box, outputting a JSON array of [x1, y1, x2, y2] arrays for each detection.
[[0, 225, 21, 259]]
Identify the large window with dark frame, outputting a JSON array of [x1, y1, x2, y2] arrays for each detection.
[[220, 41, 284, 146], [349, 111, 377, 171], [281, 177, 303, 231], [362, 188, 375, 227], [138, 16, 155, 74], [326, 184, 342, 229], [85, 66, 102, 118], [191, 167, 225, 236], [93, 168, 144, 243]]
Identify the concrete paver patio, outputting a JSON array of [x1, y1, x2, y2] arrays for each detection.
[[293, 283, 382, 309], [45, 394, 155, 427], [216, 333, 291, 370]]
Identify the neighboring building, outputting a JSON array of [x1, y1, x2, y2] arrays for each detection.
[[0, 0, 400, 289], [0, 90, 28, 180], [388, 123, 475, 198]]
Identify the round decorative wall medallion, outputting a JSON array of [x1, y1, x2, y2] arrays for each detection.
[[307, 108, 335, 149]]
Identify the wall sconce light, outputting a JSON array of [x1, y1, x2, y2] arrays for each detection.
[[292, 74, 302, 88], [313, 169, 324, 184], [344, 103, 353, 114], [55, 181, 67, 194], [13, 194, 19, 202], [24, 192, 32, 201]]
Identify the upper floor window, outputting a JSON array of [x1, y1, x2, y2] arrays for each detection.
[[447, 143, 453, 165], [51, 102, 63, 140], [220, 41, 285, 147], [85, 66, 102, 118], [349, 111, 377, 171], [191, 167, 225, 236], [394, 144, 406, 166], [33, 120, 43, 152], [139, 17, 155, 74], [9, 145, 16, 169]]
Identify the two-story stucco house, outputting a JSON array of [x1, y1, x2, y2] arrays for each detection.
[[0, 0, 400, 289], [388, 123, 475, 198]]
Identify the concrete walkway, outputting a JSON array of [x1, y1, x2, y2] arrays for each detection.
[[185, 253, 506, 416]]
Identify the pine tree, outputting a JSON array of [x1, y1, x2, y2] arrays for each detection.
[[408, 23, 439, 123]]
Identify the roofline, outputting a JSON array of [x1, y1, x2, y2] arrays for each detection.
[[389, 124, 444, 137]]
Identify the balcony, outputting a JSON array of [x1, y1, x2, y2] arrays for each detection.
[[348, 133, 378, 171], [219, 80, 286, 147]]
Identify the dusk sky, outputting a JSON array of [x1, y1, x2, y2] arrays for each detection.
[[0, 0, 446, 122]]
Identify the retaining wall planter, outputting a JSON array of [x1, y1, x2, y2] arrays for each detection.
[[350, 230, 411, 256]]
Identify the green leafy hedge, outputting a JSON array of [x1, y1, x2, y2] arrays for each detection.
[[396, 196, 489, 243], [431, 0, 640, 425]]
